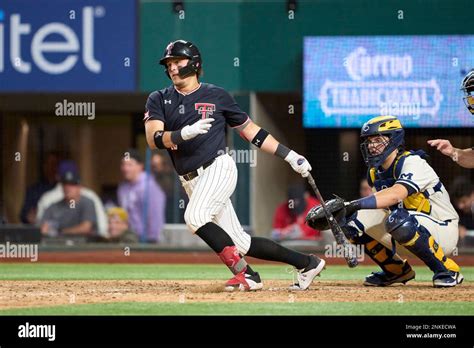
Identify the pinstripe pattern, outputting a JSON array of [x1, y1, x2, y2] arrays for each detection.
[[180, 154, 251, 254]]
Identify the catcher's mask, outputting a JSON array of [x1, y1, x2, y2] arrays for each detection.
[[360, 115, 405, 168], [159, 40, 202, 79], [461, 70, 474, 115]]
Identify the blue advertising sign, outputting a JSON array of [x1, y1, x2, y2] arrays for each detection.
[[0, 0, 136, 92], [303, 36, 474, 127]]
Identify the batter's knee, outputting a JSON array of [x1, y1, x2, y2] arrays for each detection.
[[385, 209, 418, 244], [184, 204, 212, 233]]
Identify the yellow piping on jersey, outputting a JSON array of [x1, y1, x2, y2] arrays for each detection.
[[393, 151, 431, 213], [392, 151, 411, 178], [369, 167, 376, 185], [370, 151, 432, 214]]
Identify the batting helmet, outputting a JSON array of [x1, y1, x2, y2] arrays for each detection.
[[360, 115, 405, 168], [159, 40, 202, 79], [461, 69, 474, 115]]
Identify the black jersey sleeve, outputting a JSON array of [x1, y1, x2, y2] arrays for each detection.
[[144, 91, 165, 123], [219, 89, 249, 128]]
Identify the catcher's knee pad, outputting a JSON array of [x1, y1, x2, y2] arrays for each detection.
[[385, 209, 417, 244], [386, 209, 457, 274]]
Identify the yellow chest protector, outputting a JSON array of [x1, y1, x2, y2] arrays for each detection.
[[369, 151, 432, 214]]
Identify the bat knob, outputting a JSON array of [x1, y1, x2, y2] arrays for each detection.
[[348, 259, 359, 268]]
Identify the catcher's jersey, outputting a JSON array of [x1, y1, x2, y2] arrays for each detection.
[[368, 150, 459, 222]]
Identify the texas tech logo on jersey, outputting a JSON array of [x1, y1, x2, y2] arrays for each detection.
[[195, 103, 216, 119]]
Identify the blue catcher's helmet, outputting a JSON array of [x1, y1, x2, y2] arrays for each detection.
[[461, 70, 474, 115], [360, 115, 405, 168]]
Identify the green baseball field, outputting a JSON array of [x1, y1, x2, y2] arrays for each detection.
[[0, 263, 473, 315]]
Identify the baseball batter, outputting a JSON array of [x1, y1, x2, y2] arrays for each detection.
[[144, 40, 325, 291], [308, 116, 463, 288]]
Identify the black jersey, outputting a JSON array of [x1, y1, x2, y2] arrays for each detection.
[[144, 83, 249, 175]]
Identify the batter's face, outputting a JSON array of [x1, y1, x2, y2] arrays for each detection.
[[165, 58, 191, 87]]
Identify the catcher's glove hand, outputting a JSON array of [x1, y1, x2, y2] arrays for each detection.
[[305, 195, 350, 230]]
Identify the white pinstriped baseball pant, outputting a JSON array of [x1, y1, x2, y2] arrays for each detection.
[[179, 154, 252, 254]]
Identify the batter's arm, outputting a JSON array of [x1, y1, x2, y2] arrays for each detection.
[[145, 120, 174, 149], [145, 118, 215, 150], [238, 120, 311, 177], [238, 120, 278, 154]]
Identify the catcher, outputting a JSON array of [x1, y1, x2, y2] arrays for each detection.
[[306, 116, 463, 288]]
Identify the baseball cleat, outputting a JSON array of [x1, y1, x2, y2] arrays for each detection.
[[433, 271, 464, 288], [289, 255, 326, 291], [364, 264, 416, 287], [224, 271, 263, 292]]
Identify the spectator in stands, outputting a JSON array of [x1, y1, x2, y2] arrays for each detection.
[[40, 169, 97, 237], [106, 207, 138, 243], [117, 149, 165, 243], [359, 178, 373, 198], [450, 177, 474, 242], [271, 184, 321, 241], [20, 152, 59, 224], [151, 151, 174, 220], [151, 151, 187, 223], [36, 160, 108, 237]]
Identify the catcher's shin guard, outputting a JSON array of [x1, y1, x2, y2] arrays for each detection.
[[344, 225, 410, 276], [385, 209, 461, 275]]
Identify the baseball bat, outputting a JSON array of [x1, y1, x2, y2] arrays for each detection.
[[299, 163, 358, 267]]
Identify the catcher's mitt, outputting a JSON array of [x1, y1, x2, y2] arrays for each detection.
[[305, 196, 347, 230]]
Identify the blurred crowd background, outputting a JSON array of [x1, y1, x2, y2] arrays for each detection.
[[1, 0, 473, 250]]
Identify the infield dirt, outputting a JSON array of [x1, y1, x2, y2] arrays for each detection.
[[0, 280, 472, 310]]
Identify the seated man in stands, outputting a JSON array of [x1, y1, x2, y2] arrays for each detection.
[[271, 184, 321, 241], [36, 160, 108, 238], [40, 169, 97, 237]]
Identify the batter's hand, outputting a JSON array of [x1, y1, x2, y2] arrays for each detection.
[[285, 150, 312, 177], [427, 139, 455, 158], [181, 118, 215, 141]]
